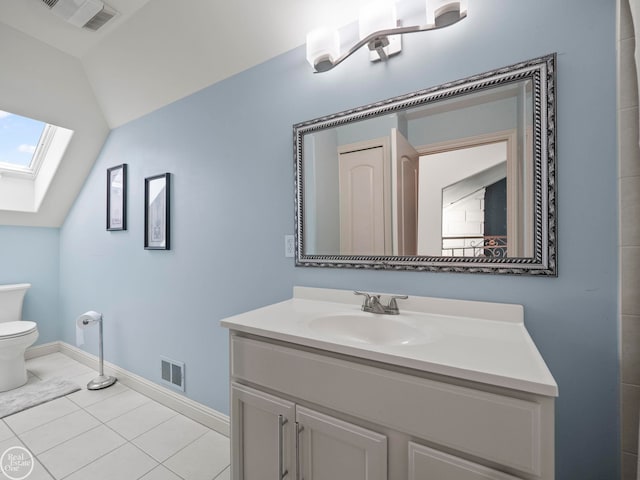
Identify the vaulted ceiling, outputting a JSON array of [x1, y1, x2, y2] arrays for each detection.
[[1, 0, 371, 128], [0, 0, 370, 226]]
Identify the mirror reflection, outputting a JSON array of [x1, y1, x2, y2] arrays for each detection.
[[294, 54, 556, 275], [303, 80, 533, 259]]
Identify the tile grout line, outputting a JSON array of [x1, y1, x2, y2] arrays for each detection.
[[55, 399, 163, 480], [3, 400, 78, 440], [139, 461, 188, 480], [159, 427, 211, 467], [54, 424, 129, 480], [11, 405, 82, 438], [7, 352, 230, 480], [4, 428, 59, 480], [46, 424, 114, 478], [159, 428, 231, 480], [122, 441, 163, 480], [14, 408, 90, 455], [213, 465, 231, 480], [71, 394, 189, 478], [0, 416, 60, 480], [34, 451, 58, 480], [109, 407, 179, 442], [13, 390, 129, 478]]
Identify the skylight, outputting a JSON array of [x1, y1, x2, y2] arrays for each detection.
[[0, 108, 74, 213], [0, 110, 47, 170]]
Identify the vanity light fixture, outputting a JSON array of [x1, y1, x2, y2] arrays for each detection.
[[305, 0, 467, 73]]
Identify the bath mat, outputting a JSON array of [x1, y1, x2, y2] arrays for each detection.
[[0, 377, 80, 418]]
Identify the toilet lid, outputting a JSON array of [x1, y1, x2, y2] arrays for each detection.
[[0, 321, 37, 339]]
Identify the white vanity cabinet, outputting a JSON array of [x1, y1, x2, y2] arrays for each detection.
[[231, 382, 387, 480], [222, 287, 557, 480], [229, 333, 554, 480]]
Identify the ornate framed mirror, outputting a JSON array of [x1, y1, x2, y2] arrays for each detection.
[[294, 54, 556, 275]]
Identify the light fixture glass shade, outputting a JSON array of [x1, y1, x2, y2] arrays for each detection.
[[358, 1, 398, 40], [426, 0, 465, 28], [306, 27, 341, 70]]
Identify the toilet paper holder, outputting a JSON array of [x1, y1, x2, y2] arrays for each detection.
[[76, 311, 117, 390]]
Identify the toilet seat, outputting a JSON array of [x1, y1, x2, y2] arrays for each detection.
[[0, 321, 37, 340]]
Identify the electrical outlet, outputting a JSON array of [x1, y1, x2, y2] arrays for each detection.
[[285, 235, 295, 257]]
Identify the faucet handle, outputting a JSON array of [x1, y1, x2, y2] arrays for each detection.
[[354, 291, 372, 308], [387, 295, 408, 313], [389, 294, 408, 301]]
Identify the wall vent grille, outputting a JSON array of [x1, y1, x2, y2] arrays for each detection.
[[41, 0, 59, 7], [160, 357, 185, 392]]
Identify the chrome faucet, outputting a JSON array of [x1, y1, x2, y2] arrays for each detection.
[[354, 291, 408, 315]]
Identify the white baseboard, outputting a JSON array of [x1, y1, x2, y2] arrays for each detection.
[[27, 341, 230, 437], [25, 342, 59, 359]]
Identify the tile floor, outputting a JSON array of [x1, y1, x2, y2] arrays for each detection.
[[0, 352, 230, 480]]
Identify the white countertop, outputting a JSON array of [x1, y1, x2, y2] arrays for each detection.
[[220, 287, 558, 397]]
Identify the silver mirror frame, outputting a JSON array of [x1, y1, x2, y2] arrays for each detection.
[[293, 54, 556, 275]]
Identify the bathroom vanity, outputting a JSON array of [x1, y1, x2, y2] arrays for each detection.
[[221, 287, 557, 480]]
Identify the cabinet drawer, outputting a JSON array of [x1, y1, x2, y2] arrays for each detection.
[[231, 335, 547, 476], [409, 442, 524, 480]]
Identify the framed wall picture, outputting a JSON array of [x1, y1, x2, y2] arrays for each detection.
[[144, 173, 171, 250], [106, 164, 127, 231]]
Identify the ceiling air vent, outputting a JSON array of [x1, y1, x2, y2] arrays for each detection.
[[40, 0, 117, 31], [83, 5, 116, 31]]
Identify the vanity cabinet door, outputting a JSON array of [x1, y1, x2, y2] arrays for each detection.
[[231, 383, 295, 480], [296, 406, 387, 480], [408, 442, 524, 480]]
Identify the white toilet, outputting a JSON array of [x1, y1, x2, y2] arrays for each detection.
[[0, 283, 38, 392]]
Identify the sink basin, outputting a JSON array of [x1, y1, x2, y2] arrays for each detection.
[[308, 312, 437, 346]]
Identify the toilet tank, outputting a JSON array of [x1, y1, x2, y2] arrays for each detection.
[[0, 283, 31, 323]]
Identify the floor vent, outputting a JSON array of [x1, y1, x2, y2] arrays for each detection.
[[160, 357, 185, 392]]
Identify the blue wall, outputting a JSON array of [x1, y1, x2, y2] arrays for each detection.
[[58, 1, 618, 478], [0, 226, 59, 345]]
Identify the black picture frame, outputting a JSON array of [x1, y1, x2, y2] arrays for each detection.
[[144, 173, 171, 250], [106, 164, 127, 231]]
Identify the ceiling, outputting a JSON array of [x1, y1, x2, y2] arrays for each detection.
[[0, 0, 371, 127], [0, 0, 372, 227], [0, 0, 152, 58]]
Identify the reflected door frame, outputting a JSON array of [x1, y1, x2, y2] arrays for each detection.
[[415, 129, 533, 258]]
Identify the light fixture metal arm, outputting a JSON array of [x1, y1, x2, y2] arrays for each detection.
[[314, 13, 466, 73]]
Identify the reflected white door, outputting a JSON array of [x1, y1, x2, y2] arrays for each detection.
[[339, 146, 387, 255], [391, 129, 419, 255]]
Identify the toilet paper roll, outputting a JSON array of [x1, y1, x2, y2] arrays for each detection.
[[75, 311, 102, 347]]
